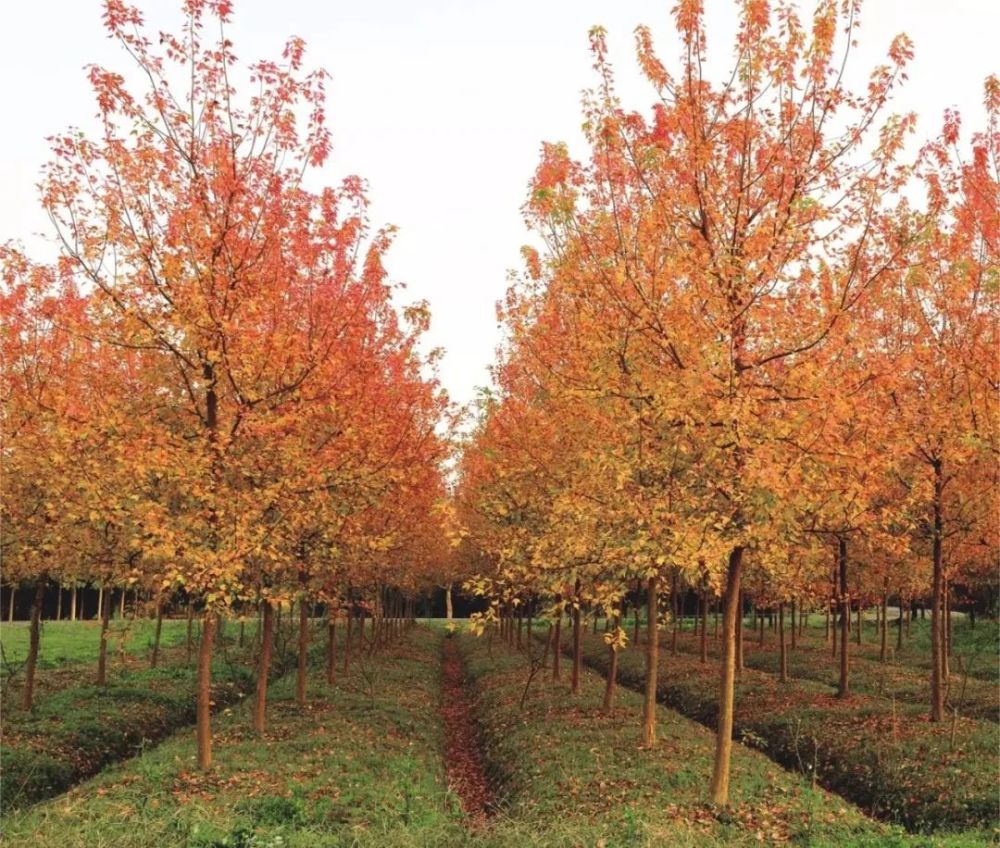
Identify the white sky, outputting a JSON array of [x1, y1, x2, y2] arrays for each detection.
[[2, 1, 997, 408]]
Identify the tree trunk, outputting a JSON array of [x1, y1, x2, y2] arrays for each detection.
[[327, 615, 337, 684], [70, 586, 77, 621], [945, 578, 953, 659], [571, 598, 582, 695], [196, 612, 216, 769], [790, 599, 797, 650], [552, 611, 562, 681], [778, 602, 788, 683], [97, 585, 104, 623], [880, 590, 888, 662], [837, 537, 850, 698], [97, 583, 111, 686], [254, 601, 274, 733], [56, 585, 62, 621], [670, 571, 679, 654], [930, 459, 946, 721], [641, 575, 659, 747], [118, 588, 125, 619], [445, 583, 453, 620], [603, 617, 619, 712], [855, 604, 862, 646], [22, 578, 46, 710], [709, 547, 744, 805], [297, 594, 309, 705], [150, 596, 163, 668], [699, 591, 708, 663], [7, 585, 14, 623], [633, 578, 641, 647]]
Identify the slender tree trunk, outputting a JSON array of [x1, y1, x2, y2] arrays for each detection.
[[709, 547, 744, 805], [943, 579, 951, 680], [196, 612, 216, 769], [778, 602, 788, 683], [55, 585, 62, 621], [97, 585, 104, 623], [571, 598, 582, 695], [670, 571, 679, 654], [517, 614, 524, 651], [7, 585, 14, 623], [97, 583, 111, 686], [69, 585, 76, 622], [445, 583, 453, 620], [790, 599, 797, 650], [118, 588, 125, 619], [838, 537, 850, 698], [297, 593, 309, 705], [757, 610, 764, 646], [633, 578, 641, 647], [151, 596, 163, 668], [254, 600, 274, 733], [327, 615, 337, 685], [856, 604, 862, 646], [880, 590, 888, 662], [945, 578, 953, 659], [699, 591, 708, 663], [603, 617, 619, 712], [552, 611, 562, 681], [641, 575, 659, 747], [897, 595, 905, 651], [930, 459, 946, 721], [22, 578, 46, 710]]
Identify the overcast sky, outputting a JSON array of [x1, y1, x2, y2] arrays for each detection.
[[2, 1, 997, 408]]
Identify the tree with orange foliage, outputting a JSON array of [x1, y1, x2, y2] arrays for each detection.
[[519, 0, 915, 803], [38, 0, 440, 768]]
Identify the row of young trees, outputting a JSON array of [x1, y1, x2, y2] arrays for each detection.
[[455, 1, 997, 805], [1, 0, 452, 768]]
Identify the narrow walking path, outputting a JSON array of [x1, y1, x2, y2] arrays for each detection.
[[440, 635, 494, 826]]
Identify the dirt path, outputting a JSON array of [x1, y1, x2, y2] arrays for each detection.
[[440, 636, 493, 825]]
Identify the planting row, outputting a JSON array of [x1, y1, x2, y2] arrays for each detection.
[[560, 628, 997, 834]]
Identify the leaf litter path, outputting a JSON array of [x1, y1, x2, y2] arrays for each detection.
[[440, 636, 494, 826]]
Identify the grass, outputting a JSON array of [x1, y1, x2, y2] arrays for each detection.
[[0, 618, 192, 669], [559, 628, 998, 836], [653, 622, 999, 724], [1, 650, 255, 809], [457, 631, 990, 847], [1, 626, 470, 848], [2, 620, 995, 846]]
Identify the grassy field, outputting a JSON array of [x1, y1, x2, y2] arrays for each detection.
[[458, 632, 967, 847], [558, 628, 997, 835], [1, 626, 468, 848], [1, 620, 995, 846], [0, 618, 192, 668]]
